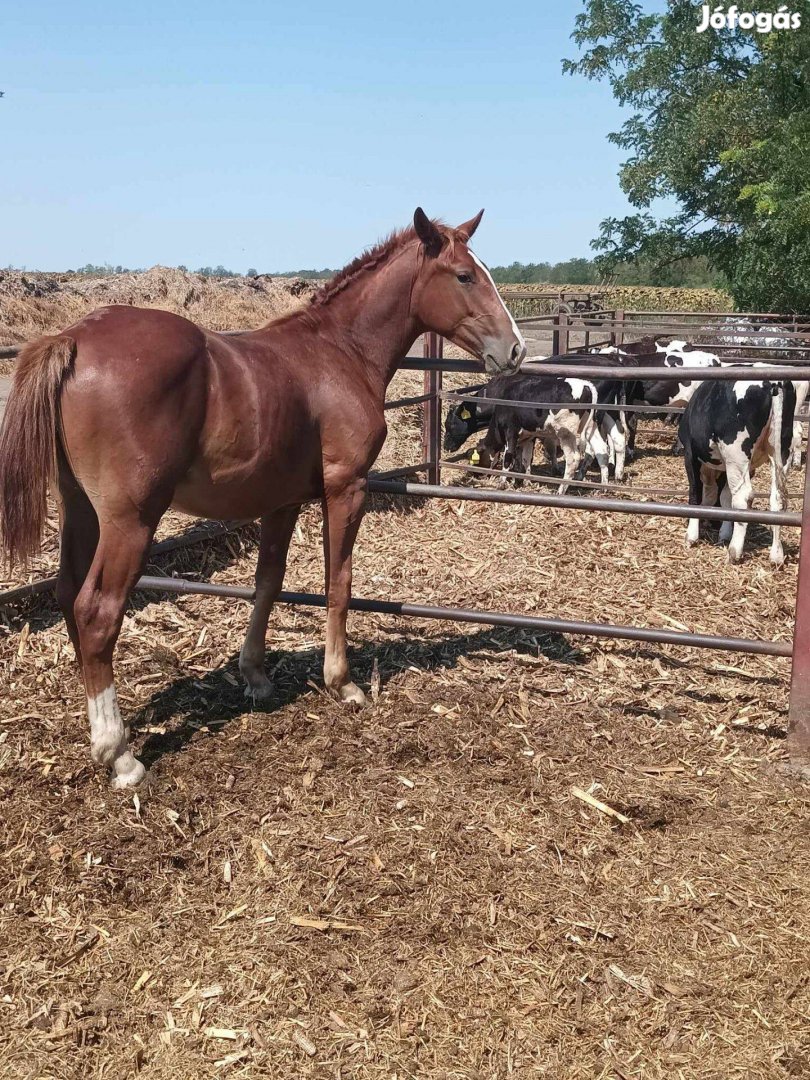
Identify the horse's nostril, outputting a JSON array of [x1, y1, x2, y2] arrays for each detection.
[[510, 342, 524, 366]]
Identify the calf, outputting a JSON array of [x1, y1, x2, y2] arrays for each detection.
[[548, 352, 642, 479], [474, 374, 610, 494], [680, 377, 796, 565], [444, 359, 619, 477]]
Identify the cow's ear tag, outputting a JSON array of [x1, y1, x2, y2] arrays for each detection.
[[470, 449, 480, 464], [460, 407, 471, 419]]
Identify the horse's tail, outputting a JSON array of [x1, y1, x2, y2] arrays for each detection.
[[769, 381, 789, 505], [0, 334, 76, 567]]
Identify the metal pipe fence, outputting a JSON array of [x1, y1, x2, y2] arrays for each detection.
[[386, 313, 810, 764]]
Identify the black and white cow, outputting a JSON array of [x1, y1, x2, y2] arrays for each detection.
[[679, 376, 796, 565], [472, 372, 611, 494], [676, 325, 808, 467]]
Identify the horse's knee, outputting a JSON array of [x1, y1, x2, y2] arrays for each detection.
[[73, 589, 122, 660]]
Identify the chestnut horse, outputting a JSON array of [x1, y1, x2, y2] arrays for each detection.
[[0, 208, 524, 788]]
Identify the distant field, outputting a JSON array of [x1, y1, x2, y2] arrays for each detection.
[[498, 282, 733, 319]]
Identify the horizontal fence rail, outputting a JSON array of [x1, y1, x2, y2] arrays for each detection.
[[131, 577, 792, 659], [403, 358, 810, 380], [439, 389, 810, 421], [520, 363, 810, 381], [434, 460, 777, 499], [368, 479, 801, 527]]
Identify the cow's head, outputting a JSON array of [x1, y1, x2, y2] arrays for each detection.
[[443, 399, 480, 451]]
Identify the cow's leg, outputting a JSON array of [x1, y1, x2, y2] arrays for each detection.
[[499, 427, 520, 489], [582, 418, 610, 485], [512, 435, 534, 487], [699, 464, 720, 541], [603, 413, 627, 481], [684, 450, 703, 548], [239, 506, 301, 700], [622, 391, 637, 461], [718, 478, 733, 545], [556, 427, 582, 495], [725, 460, 754, 564], [768, 457, 786, 566], [322, 477, 367, 706], [543, 436, 560, 475], [74, 515, 158, 788], [790, 420, 803, 470]]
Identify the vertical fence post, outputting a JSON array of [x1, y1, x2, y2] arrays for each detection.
[[614, 308, 625, 348], [421, 332, 443, 485], [787, 454, 810, 767], [553, 306, 570, 356], [559, 312, 570, 355]]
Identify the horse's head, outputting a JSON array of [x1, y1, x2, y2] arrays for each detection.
[[411, 208, 525, 374]]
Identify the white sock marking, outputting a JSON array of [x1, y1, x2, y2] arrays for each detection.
[[87, 685, 145, 787]]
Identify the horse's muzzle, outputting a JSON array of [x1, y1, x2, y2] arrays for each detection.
[[483, 339, 526, 374]]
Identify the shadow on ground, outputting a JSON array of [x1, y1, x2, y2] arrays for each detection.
[[135, 625, 584, 770]]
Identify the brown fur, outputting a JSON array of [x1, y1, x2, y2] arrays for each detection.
[[0, 334, 76, 567]]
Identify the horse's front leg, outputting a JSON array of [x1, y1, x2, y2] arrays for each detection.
[[239, 506, 301, 701], [321, 475, 367, 706]]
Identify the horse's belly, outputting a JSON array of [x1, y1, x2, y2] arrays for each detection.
[[172, 460, 322, 520]]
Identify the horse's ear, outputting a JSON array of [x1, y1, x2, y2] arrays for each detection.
[[456, 209, 484, 242], [413, 207, 443, 257]]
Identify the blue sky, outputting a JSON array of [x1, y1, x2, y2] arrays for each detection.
[[2, 1, 637, 271]]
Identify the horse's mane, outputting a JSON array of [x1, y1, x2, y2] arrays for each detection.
[[311, 219, 445, 307]]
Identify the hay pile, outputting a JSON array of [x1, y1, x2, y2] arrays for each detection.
[[0, 267, 317, 345]]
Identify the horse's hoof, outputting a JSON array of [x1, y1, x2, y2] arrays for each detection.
[[244, 680, 273, 703], [338, 682, 367, 707], [111, 755, 147, 790]]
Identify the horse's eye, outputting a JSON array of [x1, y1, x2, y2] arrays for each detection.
[[457, 272, 473, 285]]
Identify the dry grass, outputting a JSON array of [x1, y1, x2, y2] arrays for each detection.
[[2, 394, 810, 1077], [0, 266, 317, 349]]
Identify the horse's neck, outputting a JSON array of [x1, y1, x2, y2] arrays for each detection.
[[320, 246, 422, 392]]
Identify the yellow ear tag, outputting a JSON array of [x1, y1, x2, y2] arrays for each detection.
[[460, 407, 471, 419], [470, 449, 480, 465]]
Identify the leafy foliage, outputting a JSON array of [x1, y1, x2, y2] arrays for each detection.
[[564, 0, 810, 311], [491, 254, 721, 286]]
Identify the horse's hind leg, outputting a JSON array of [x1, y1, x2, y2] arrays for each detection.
[[239, 506, 301, 701], [73, 513, 158, 788], [55, 465, 100, 666], [321, 477, 367, 706]]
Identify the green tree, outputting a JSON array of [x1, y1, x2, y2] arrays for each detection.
[[564, 0, 810, 311]]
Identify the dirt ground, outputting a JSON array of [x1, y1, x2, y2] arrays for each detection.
[[2, 369, 810, 1079]]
